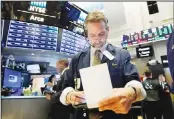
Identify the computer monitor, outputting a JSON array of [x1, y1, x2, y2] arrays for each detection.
[[27, 64, 40, 73], [3, 68, 22, 88], [22, 72, 31, 87], [136, 45, 154, 58]]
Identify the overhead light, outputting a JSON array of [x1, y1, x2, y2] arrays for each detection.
[[31, 53, 35, 56]]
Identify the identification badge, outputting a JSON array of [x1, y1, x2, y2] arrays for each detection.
[[103, 50, 115, 60]]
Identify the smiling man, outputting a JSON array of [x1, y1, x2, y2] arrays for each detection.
[[60, 11, 146, 119]]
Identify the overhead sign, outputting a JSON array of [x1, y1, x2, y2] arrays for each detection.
[[29, 2, 46, 13], [28, 2, 47, 22]]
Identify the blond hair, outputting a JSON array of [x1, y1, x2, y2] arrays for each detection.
[[84, 11, 108, 28], [56, 59, 69, 67]]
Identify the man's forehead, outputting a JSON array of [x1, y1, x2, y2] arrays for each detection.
[[86, 20, 106, 27], [88, 30, 106, 35]]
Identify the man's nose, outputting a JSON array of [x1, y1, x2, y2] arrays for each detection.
[[95, 37, 101, 43]]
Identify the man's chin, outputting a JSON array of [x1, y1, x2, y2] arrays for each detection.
[[93, 44, 104, 49]]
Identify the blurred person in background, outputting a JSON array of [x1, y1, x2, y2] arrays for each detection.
[[142, 71, 162, 119], [45, 59, 71, 119], [45, 74, 57, 92], [158, 74, 174, 119]]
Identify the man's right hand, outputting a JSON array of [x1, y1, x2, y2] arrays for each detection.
[[66, 91, 85, 105]]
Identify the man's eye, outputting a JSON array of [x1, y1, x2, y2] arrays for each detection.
[[91, 35, 95, 37], [99, 33, 105, 36]]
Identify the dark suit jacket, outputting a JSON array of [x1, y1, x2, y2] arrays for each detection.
[[49, 69, 71, 119], [167, 29, 174, 80], [63, 44, 140, 119]]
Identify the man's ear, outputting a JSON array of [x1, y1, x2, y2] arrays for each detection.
[[83, 25, 88, 38], [106, 26, 109, 32]]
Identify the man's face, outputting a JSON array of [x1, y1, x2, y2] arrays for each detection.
[[56, 63, 64, 73], [86, 21, 109, 49], [159, 75, 165, 82]]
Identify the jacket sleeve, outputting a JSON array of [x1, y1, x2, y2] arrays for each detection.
[[122, 50, 147, 101], [122, 50, 140, 83], [60, 56, 78, 105], [50, 69, 71, 103]]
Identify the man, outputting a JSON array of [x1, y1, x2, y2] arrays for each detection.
[[142, 71, 162, 119], [167, 29, 174, 80], [60, 11, 146, 119], [46, 59, 71, 119], [158, 74, 174, 119]]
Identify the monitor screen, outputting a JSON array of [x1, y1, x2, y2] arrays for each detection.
[[22, 72, 31, 87], [3, 68, 22, 88], [59, 29, 89, 56], [161, 55, 168, 68], [65, 2, 81, 21], [77, 11, 88, 26], [136, 45, 154, 58], [6, 20, 58, 51], [27, 64, 40, 73]]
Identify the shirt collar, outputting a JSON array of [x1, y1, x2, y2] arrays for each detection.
[[91, 42, 108, 55], [61, 67, 68, 75]]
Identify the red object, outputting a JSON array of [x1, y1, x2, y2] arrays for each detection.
[[140, 76, 143, 81]]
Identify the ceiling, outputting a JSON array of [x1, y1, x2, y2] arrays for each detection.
[[71, 2, 128, 41]]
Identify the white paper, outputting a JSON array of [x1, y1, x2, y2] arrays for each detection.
[[79, 63, 113, 109]]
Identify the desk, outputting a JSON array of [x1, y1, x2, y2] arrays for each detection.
[[2, 96, 50, 119]]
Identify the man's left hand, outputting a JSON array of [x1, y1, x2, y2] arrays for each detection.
[[98, 87, 136, 114]]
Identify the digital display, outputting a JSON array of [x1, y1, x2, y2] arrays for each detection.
[[64, 2, 81, 22], [130, 32, 140, 45], [60, 29, 89, 56], [136, 45, 154, 58], [122, 23, 173, 47], [161, 55, 168, 68], [157, 24, 173, 40], [141, 29, 154, 42], [121, 35, 129, 47], [3, 68, 22, 88], [7, 20, 58, 51], [77, 11, 88, 26]]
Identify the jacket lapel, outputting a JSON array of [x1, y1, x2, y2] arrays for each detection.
[[102, 44, 116, 63], [82, 49, 90, 68]]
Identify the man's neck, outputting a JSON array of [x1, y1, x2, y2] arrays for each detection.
[[91, 42, 108, 52]]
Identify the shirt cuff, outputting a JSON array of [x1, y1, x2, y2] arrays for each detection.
[[59, 87, 74, 105], [125, 80, 147, 102]]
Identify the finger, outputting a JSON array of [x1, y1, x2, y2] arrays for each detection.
[[113, 109, 123, 114], [99, 102, 116, 111], [120, 97, 127, 104], [114, 110, 127, 114], [99, 95, 123, 107], [75, 97, 85, 103], [70, 95, 84, 103], [75, 92, 85, 99], [99, 102, 124, 112]]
